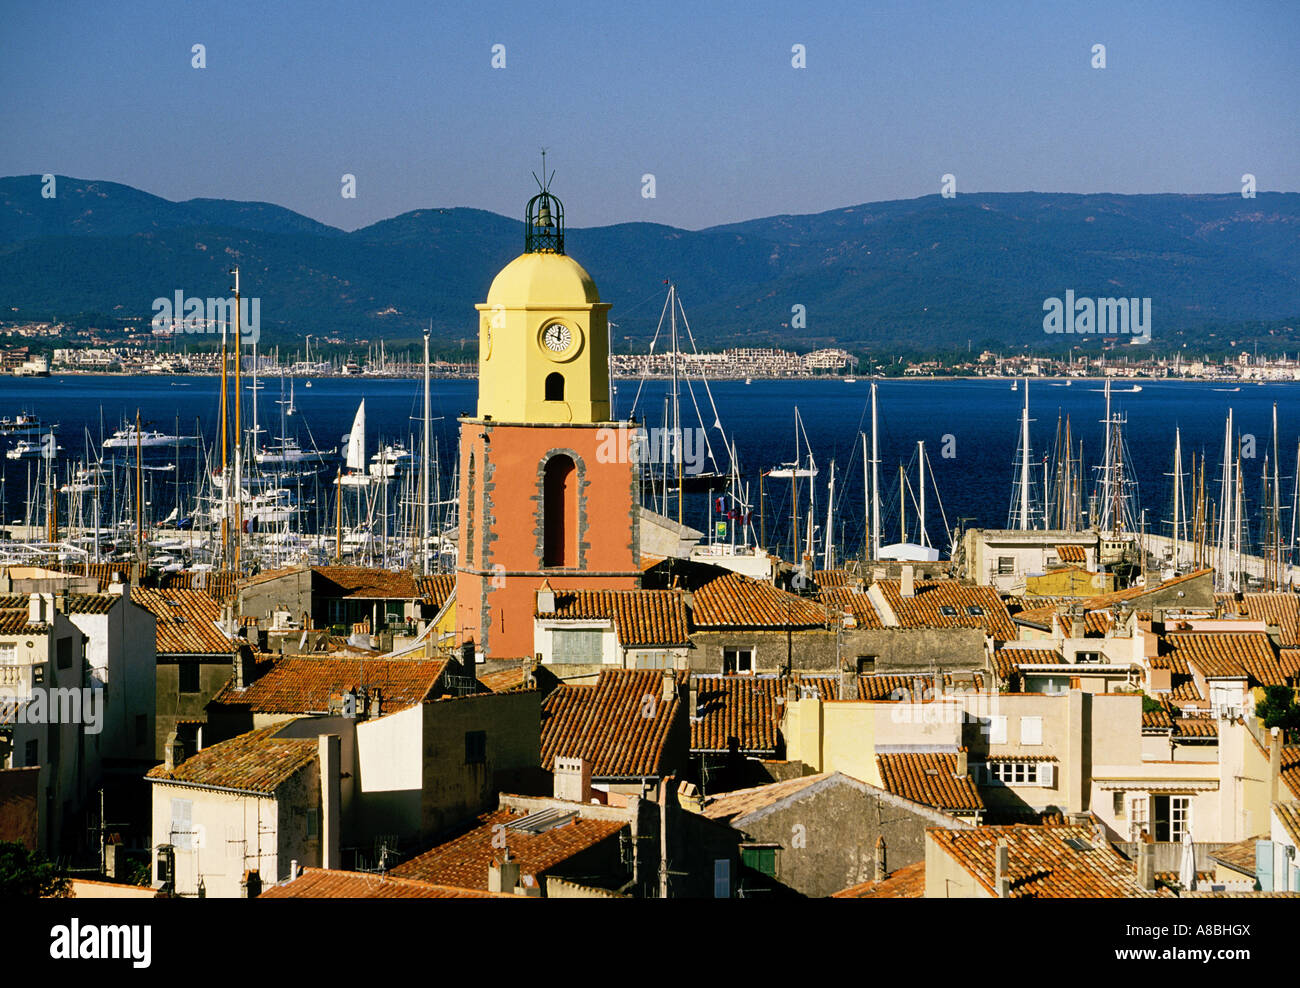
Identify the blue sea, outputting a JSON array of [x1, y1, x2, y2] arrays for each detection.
[[0, 374, 1295, 557]]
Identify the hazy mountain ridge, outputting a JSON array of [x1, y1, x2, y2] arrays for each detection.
[[0, 175, 1295, 348]]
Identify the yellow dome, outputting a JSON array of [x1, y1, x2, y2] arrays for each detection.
[[485, 251, 600, 307]]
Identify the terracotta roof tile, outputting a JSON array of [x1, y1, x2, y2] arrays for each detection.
[[158, 570, 239, 602], [818, 586, 881, 628], [700, 774, 832, 822], [478, 667, 531, 693], [1273, 802, 1300, 849], [129, 587, 233, 655], [832, 860, 926, 898], [311, 566, 421, 600], [1056, 544, 1088, 564], [1215, 592, 1300, 646], [690, 674, 836, 753], [0, 609, 48, 635], [259, 867, 516, 899], [1209, 835, 1264, 876], [992, 647, 1064, 682], [857, 672, 990, 701], [1163, 632, 1285, 686], [146, 724, 317, 794], [875, 580, 1017, 641], [417, 574, 456, 610], [876, 752, 983, 813], [691, 573, 832, 628], [390, 807, 625, 891], [540, 669, 685, 779], [211, 656, 448, 714], [929, 824, 1168, 898], [539, 589, 689, 647]]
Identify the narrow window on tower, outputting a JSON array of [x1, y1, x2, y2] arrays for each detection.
[[543, 454, 576, 567], [545, 372, 565, 401]]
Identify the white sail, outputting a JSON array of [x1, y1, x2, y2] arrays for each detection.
[[345, 400, 366, 470]]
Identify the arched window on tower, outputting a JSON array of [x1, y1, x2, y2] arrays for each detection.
[[545, 372, 565, 402], [543, 454, 576, 567]]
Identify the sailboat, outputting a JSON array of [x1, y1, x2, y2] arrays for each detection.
[[337, 400, 370, 487]]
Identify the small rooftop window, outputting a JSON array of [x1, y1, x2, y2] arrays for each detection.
[[939, 605, 959, 617], [966, 605, 985, 617]]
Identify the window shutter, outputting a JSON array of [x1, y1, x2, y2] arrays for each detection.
[[171, 798, 193, 851], [713, 859, 730, 898], [988, 716, 1007, 745], [1020, 716, 1043, 745], [1038, 762, 1054, 787], [1256, 840, 1275, 892]]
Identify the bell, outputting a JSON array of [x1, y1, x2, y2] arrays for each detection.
[[536, 198, 554, 228]]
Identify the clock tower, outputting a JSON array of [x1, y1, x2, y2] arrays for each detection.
[[455, 170, 641, 659]]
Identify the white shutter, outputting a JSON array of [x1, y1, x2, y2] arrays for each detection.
[[1020, 716, 1043, 746], [171, 798, 193, 851], [988, 715, 1007, 745], [1038, 762, 1055, 788]]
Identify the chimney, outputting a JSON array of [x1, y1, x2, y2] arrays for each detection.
[[874, 835, 887, 881], [27, 592, 44, 625], [233, 646, 251, 689], [536, 581, 555, 616], [553, 755, 592, 803], [900, 565, 915, 598], [221, 602, 235, 637], [289, 859, 300, 881], [1137, 834, 1156, 890], [163, 730, 185, 772], [689, 682, 698, 720], [107, 575, 126, 597], [955, 749, 968, 777], [318, 734, 342, 870], [488, 850, 521, 894], [1070, 606, 1085, 640], [994, 840, 1011, 897], [241, 870, 262, 899], [661, 669, 675, 704], [460, 639, 476, 674], [1270, 726, 1282, 806]]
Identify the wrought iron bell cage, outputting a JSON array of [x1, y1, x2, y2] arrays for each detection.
[[525, 190, 564, 254]]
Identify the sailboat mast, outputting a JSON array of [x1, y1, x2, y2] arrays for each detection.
[[422, 329, 431, 575], [918, 441, 928, 548], [870, 381, 880, 560], [232, 266, 243, 569], [824, 460, 835, 570], [1019, 379, 1030, 530]]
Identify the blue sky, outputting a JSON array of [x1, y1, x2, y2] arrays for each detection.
[[1, 0, 1296, 230]]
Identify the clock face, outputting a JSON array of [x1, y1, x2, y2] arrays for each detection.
[[542, 323, 572, 353]]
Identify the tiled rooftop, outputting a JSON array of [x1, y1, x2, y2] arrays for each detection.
[[312, 566, 421, 600], [1208, 835, 1264, 877], [540, 669, 684, 778], [130, 587, 233, 655], [700, 773, 831, 823], [992, 647, 1064, 682], [389, 806, 625, 890], [818, 586, 882, 629], [876, 752, 983, 813], [417, 573, 456, 611], [259, 867, 515, 899], [928, 824, 1167, 898], [146, 724, 317, 794], [690, 674, 836, 753], [211, 656, 448, 714], [1215, 592, 1300, 646], [539, 588, 689, 647], [832, 860, 926, 898], [874, 580, 1017, 641], [690, 573, 832, 628], [1055, 544, 1088, 564], [1163, 632, 1285, 686]]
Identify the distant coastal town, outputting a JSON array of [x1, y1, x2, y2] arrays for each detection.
[[1, 330, 1300, 382]]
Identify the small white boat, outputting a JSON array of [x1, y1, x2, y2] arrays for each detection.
[[844, 377, 857, 384], [103, 427, 193, 449], [7, 435, 61, 460]]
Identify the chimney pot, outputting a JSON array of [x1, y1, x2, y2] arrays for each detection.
[[163, 730, 185, 772], [900, 565, 915, 598]]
